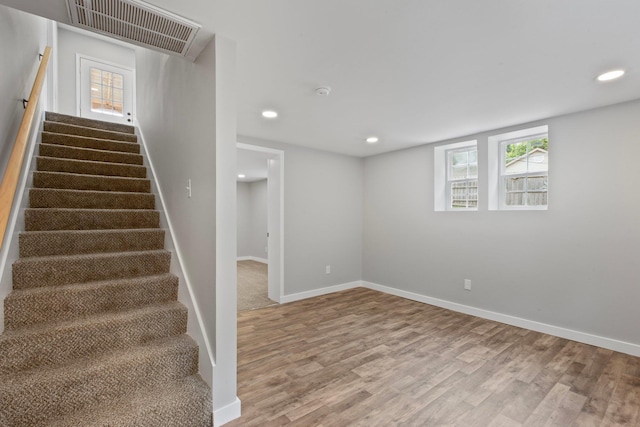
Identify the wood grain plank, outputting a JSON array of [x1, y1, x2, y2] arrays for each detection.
[[226, 288, 640, 427]]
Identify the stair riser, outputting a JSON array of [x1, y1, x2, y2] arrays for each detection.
[[12, 251, 171, 289], [37, 157, 146, 178], [0, 337, 198, 427], [24, 209, 160, 231], [29, 189, 155, 210], [39, 143, 143, 165], [0, 305, 187, 375], [42, 132, 140, 153], [4, 275, 179, 330], [33, 171, 150, 193], [19, 229, 164, 257], [44, 121, 137, 142], [45, 112, 135, 134]]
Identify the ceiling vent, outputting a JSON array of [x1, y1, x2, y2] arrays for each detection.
[[66, 0, 212, 61]]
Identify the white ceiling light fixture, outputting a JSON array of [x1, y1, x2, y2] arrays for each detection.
[[262, 110, 278, 119], [365, 136, 379, 144], [237, 174, 246, 178], [596, 69, 625, 82]]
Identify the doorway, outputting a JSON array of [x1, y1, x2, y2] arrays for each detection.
[[236, 143, 284, 309], [77, 55, 134, 124]]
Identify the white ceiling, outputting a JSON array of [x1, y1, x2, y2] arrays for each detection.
[[4, 0, 640, 157]]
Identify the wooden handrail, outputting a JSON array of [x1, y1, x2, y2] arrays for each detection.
[[0, 46, 51, 248]]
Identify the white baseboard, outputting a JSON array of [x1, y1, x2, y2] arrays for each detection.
[[214, 397, 241, 427], [280, 280, 362, 304], [237, 256, 268, 264], [362, 281, 640, 357]]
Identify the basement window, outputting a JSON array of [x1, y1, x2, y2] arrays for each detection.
[[447, 147, 478, 210], [488, 126, 549, 210], [434, 140, 478, 211]]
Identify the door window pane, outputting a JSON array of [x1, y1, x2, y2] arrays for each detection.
[[90, 67, 124, 117]]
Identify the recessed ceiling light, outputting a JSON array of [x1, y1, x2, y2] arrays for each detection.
[[237, 174, 246, 178], [365, 136, 379, 144], [262, 110, 278, 119], [596, 69, 625, 82]]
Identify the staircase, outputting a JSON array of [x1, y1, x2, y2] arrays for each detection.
[[0, 112, 213, 426]]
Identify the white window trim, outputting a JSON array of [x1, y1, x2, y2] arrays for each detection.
[[434, 140, 477, 212], [445, 147, 478, 211], [488, 125, 548, 211]]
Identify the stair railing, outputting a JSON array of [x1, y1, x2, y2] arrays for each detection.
[[0, 46, 52, 249]]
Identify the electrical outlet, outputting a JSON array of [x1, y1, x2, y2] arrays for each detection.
[[464, 279, 471, 291], [325, 265, 331, 274]]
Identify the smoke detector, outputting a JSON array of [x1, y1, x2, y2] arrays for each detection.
[[66, 0, 213, 61], [315, 86, 331, 96]]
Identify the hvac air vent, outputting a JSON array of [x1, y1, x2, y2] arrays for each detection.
[[66, 0, 210, 60]]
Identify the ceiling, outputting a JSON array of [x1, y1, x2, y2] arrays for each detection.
[[3, 0, 640, 157]]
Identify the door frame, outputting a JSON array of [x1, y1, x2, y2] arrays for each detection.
[[75, 53, 136, 122], [236, 143, 285, 302]]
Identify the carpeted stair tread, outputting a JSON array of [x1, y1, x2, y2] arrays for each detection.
[[0, 334, 198, 427], [13, 249, 171, 289], [37, 156, 146, 178], [19, 228, 165, 257], [29, 188, 155, 209], [39, 142, 143, 165], [33, 170, 151, 193], [47, 374, 213, 427], [0, 302, 187, 375], [25, 208, 160, 231], [42, 131, 140, 153], [4, 274, 179, 330], [44, 121, 137, 142], [46, 112, 135, 134]]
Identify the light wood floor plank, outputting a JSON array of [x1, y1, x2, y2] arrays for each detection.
[[228, 288, 640, 426]]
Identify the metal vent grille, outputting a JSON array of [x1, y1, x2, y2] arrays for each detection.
[[67, 0, 200, 56]]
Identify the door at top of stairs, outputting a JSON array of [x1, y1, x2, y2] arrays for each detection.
[[79, 56, 134, 125]]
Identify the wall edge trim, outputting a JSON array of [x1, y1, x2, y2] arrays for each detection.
[[213, 397, 241, 427], [280, 281, 362, 304], [362, 281, 640, 357]]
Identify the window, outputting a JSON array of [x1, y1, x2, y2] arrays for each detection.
[[446, 147, 478, 210], [488, 126, 548, 210], [434, 140, 477, 211], [90, 67, 124, 117]]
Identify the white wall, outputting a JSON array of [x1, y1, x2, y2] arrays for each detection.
[[212, 36, 239, 424], [0, 5, 48, 175], [238, 136, 363, 295], [0, 5, 49, 332], [363, 99, 640, 350], [134, 41, 216, 386], [56, 26, 135, 116], [135, 35, 238, 422], [236, 182, 251, 257], [249, 179, 267, 258], [236, 180, 267, 259]]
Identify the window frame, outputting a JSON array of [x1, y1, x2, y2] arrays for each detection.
[[498, 133, 548, 210], [445, 146, 478, 211]]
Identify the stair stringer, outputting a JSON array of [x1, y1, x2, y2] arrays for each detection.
[[0, 111, 45, 332], [135, 125, 214, 387]]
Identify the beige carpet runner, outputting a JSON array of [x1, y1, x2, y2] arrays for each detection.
[[0, 112, 212, 426]]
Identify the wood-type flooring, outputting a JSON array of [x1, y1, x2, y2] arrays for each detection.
[[228, 287, 640, 426]]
